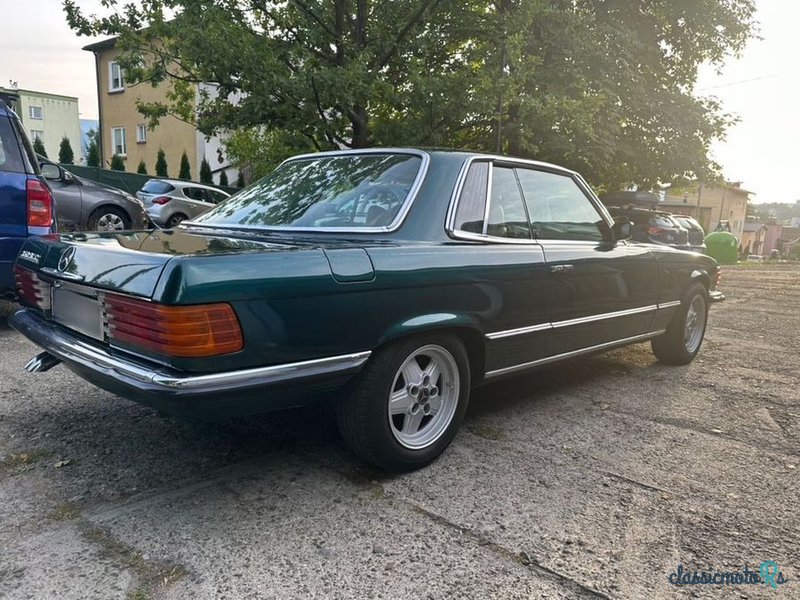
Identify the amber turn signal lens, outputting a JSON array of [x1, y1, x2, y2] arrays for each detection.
[[105, 295, 243, 358]]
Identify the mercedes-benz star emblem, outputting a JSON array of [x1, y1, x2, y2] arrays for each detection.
[[57, 247, 76, 273]]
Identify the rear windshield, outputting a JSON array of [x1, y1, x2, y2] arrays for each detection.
[[192, 153, 423, 230], [141, 180, 175, 194], [651, 214, 678, 227], [0, 115, 26, 173]]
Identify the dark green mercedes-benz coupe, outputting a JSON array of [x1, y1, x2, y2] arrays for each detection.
[[10, 149, 719, 471]]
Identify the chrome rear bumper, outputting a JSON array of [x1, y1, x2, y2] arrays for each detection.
[[10, 309, 370, 417]]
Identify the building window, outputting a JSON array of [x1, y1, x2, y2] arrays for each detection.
[[136, 124, 147, 144], [29, 106, 43, 120], [112, 127, 127, 156], [109, 61, 125, 92], [30, 130, 44, 142]]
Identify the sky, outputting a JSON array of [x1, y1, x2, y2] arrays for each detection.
[[0, 0, 796, 204]]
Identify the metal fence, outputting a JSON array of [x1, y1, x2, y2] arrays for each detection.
[[63, 165, 240, 196]]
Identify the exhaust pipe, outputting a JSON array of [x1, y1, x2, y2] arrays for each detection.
[[24, 352, 62, 373]]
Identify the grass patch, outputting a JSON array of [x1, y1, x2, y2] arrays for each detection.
[[0, 449, 50, 473], [48, 503, 81, 522], [469, 424, 504, 441]]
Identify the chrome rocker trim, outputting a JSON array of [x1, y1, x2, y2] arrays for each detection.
[[484, 330, 666, 379], [10, 309, 371, 394]]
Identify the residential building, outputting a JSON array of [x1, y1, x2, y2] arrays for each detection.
[[740, 222, 767, 256], [83, 38, 235, 184], [659, 182, 752, 242], [0, 86, 82, 163]]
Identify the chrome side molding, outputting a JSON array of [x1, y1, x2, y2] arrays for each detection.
[[484, 330, 666, 379]]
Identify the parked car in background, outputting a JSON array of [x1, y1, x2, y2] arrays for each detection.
[[0, 100, 55, 303], [607, 206, 691, 250], [136, 179, 230, 227], [38, 156, 147, 232], [672, 215, 706, 253], [11, 149, 720, 472]]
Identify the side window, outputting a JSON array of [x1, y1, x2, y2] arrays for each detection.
[[453, 161, 488, 234], [184, 187, 208, 202], [210, 191, 229, 204], [486, 166, 531, 239], [516, 169, 605, 241]]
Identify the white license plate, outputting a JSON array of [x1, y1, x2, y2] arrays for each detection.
[[51, 286, 105, 341]]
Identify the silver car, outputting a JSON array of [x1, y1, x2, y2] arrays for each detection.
[[137, 179, 230, 228]]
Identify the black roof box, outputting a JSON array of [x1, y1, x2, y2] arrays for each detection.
[[601, 191, 659, 208]]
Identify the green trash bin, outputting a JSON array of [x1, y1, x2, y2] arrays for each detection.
[[704, 231, 738, 264]]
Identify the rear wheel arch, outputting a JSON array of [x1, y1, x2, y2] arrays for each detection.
[[376, 323, 486, 385]]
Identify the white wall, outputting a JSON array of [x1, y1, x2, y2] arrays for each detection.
[[17, 90, 82, 163]]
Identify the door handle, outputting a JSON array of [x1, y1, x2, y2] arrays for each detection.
[[549, 264, 574, 273]]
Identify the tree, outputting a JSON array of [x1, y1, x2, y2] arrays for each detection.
[[218, 170, 228, 186], [136, 159, 148, 174], [110, 154, 125, 171], [58, 136, 75, 164], [199, 157, 212, 183], [86, 129, 100, 167], [236, 171, 245, 188], [155, 148, 168, 177], [33, 137, 47, 158], [65, 1, 756, 189], [178, 151, 191, 180]]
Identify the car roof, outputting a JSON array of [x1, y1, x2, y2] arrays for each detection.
[[285, 147, 579, 177], [148, 178, 229, 193]]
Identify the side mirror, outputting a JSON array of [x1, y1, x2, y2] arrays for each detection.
[[62, 170, 76, 184], [611, 219, 632, 241], [40, 163, 61, 181]]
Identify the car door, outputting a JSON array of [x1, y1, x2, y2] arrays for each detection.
[[448, 160, 550, 376], [40, 162, 83, 229], [181, 187, 214, 219], [515, 167, 659, 357]]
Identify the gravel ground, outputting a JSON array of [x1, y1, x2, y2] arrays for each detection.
[[0, 264, 797, 599]]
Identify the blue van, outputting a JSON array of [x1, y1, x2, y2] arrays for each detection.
[[0, 99, 55, 302]]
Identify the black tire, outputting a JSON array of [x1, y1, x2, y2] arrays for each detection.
[[651, 282, 709, 365], [87, 206, 131, 231], [337, 334, 470, 472], [167, 213, 188, 228]]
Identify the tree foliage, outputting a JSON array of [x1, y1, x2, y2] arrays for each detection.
[[236, 171, 245, 187], [33, 137, 47, 158], [64, 0, 756, 189], [155, 148, 168, 176], [110, 154, 125, 171], [218, 170, 228, 186], [199, 157, 213, 183], [178, 151, 192, 180], [58, 136, 75, 164], [86, 129, 100, 166], [136, 159, 148, 174]]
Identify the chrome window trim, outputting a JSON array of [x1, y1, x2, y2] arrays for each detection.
[[446, 155, 614, 244], [184, 148, 430, 234], [484, 330, 666, 379], [481, 162, 494, 236], [486, 304, 659, 339]]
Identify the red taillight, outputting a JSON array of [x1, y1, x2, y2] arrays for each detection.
[[14, 266, 50, 310], [105, 294, 243, 358], [27, 179, 53, 228], [151, 196, 171, 205]]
